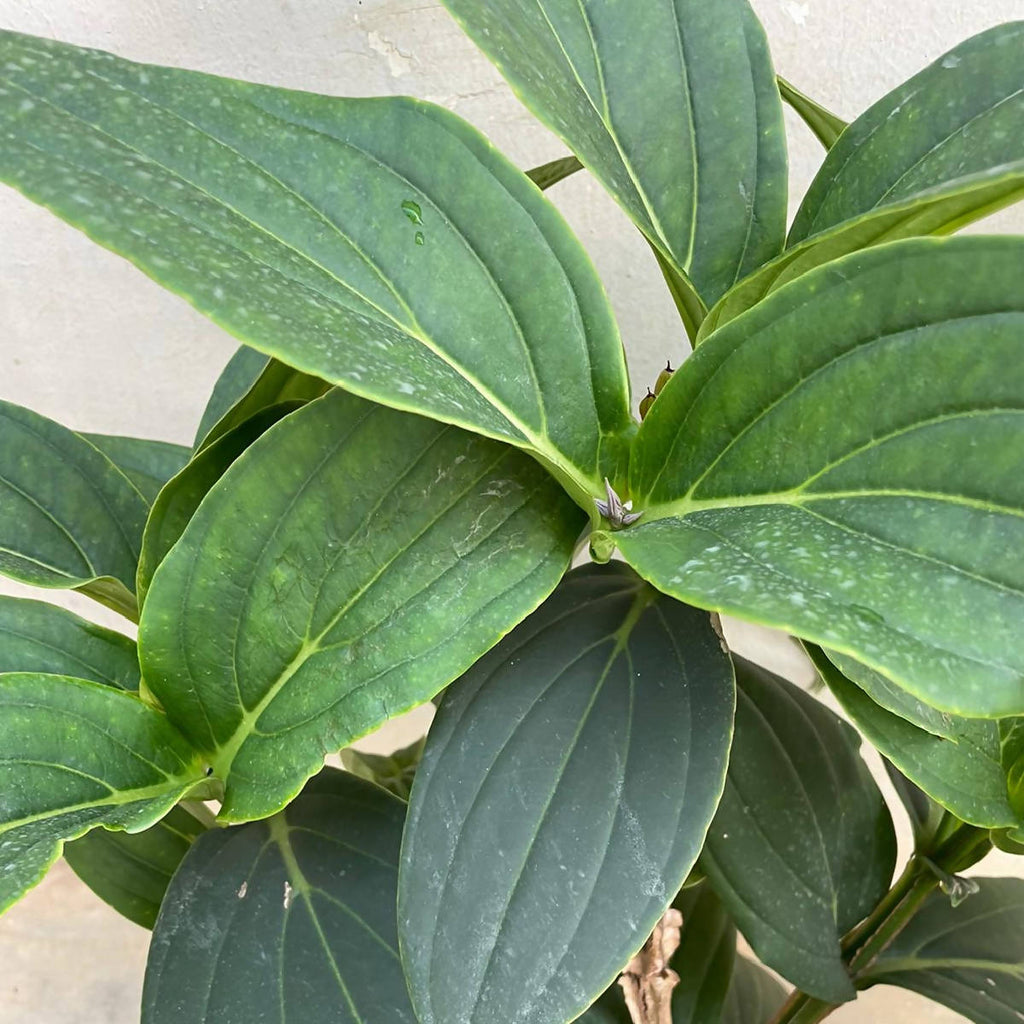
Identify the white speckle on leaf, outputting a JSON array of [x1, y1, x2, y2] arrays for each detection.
[[283, 882, 294, 909], [237, 881, 248, 899], [942, 54, 962, 69]]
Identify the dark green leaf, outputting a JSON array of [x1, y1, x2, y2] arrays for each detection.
[[777, 77, 847, 150], [142, 769, 415, 1024], [137, 402, 302, 602], [621, 237, 1024, 718], [64, 803, 208, 929], [701, 658, 896, 1003], [0, 672, 204, 914], [0, 594, 139, 689], [670, 884, 737, 1024], [0, 32, 634, 502], [809, 646, 1020, 831], [440, 0, 788, 309], [790, 23, 1024, 245], [193, 346, 270, 449], [398, 563, 735, 1024], [577, 990, 632, 1024], [721, 957, 788, 1024], [860, 877, 1024, 1023], [81, 433, 189, 505], [340, 736, 425, 802], [194, 357, 328, 454], [140, 390, 584, 823], [526, 154, 583, 191], [0, 399, 148, 619], [703, 24, 1024, 338]]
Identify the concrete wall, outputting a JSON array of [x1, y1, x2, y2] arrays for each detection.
[[2, 2, 1023, 1022]]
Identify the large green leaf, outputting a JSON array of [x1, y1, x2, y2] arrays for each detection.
[[790, 23, 1024, 245], [137, 403, 301, 602], [670, 884, 737, 1023], [340, 736, 424, 802], [0, 399, 148, 619], [0, 672, 204, 914], [701, 658, 896, 1003], [81, 433, 189, 505], [0, 32, 633, 503], [809, 647, 1020, 831], [620, 237, 1024, 719], [398, 562, 735, 1024], [859, 877, 1024, 1022], [64, 803, 208, 929], [143, 769, 416, 1024], [0, 594, 139, 689], [192, 346, 270, 449], [702, 23, 1024, 338], [139, 390, 584, 823], [441, 0, 787, 310]]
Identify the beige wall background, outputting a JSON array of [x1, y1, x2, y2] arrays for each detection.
[[2, 1, 1024, 1022]]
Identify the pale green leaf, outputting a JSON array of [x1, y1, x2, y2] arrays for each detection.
[[0, 672, 204, 914], [621, 237, 1024, 718], [0, 31, 633, 502], [139, 390, 584, 823]]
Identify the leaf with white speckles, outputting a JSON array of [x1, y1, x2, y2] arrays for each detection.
[[398, 562, 734, 1024], [142, 769, 417, 1024], [0, 30, 633, 505], [441, 0, 787, 313], [0, 672, 205, 914], [621, 237, 1024, 719], [139, 389, 585, 823], [701, 658, 896, 1004]]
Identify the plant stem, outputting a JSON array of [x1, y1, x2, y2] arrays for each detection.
[[766, 824, 992, 1024]]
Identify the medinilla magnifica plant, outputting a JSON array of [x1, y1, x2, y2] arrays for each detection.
[[1, 5, 1024, 1024]]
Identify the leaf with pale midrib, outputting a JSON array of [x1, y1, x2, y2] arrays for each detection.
[[399, 563, 735, 1024], [0, 399, 148, 618], [140, 389, 585, 823], [701, 657, 896, 1003], [621, 236, 1024, 719], [0, 594, 139, 689], [441, 0, 787, 309], [0, 31, 634, 502], [142, 769, 416, 1024], [0, 672, 204, 914]]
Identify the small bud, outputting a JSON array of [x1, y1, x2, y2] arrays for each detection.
[[639, 388, 656, 419], [595, 478, 643, 530], [654, 360, 674, 396]]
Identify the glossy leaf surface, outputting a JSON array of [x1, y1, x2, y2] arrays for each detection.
[[64, 803, 207, 929], [192, 346, 270, 448], [82, 434, 189, 505], [0, 31, 633, 500], [861, 877, 1024, 1023], [399, 563, 735, 1024], [143, 769, 416, 1024], [0, 594, 139, 690], [790, 23, 1024, 244], [0, 672, 204, 913], [441, 0, 787, 307], [137, 403, 301, 602], [702, 658, 896, 1003], [140, 390, 584, 822], [622, 237, 1024, 718], [0, 400, 148, 617], [810, 647, 1020, 831]]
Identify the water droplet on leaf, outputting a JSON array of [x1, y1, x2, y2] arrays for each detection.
[[401, 199, 423, 224]]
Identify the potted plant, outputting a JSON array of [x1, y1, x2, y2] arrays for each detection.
[[1, 3, 1023, 1022]]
